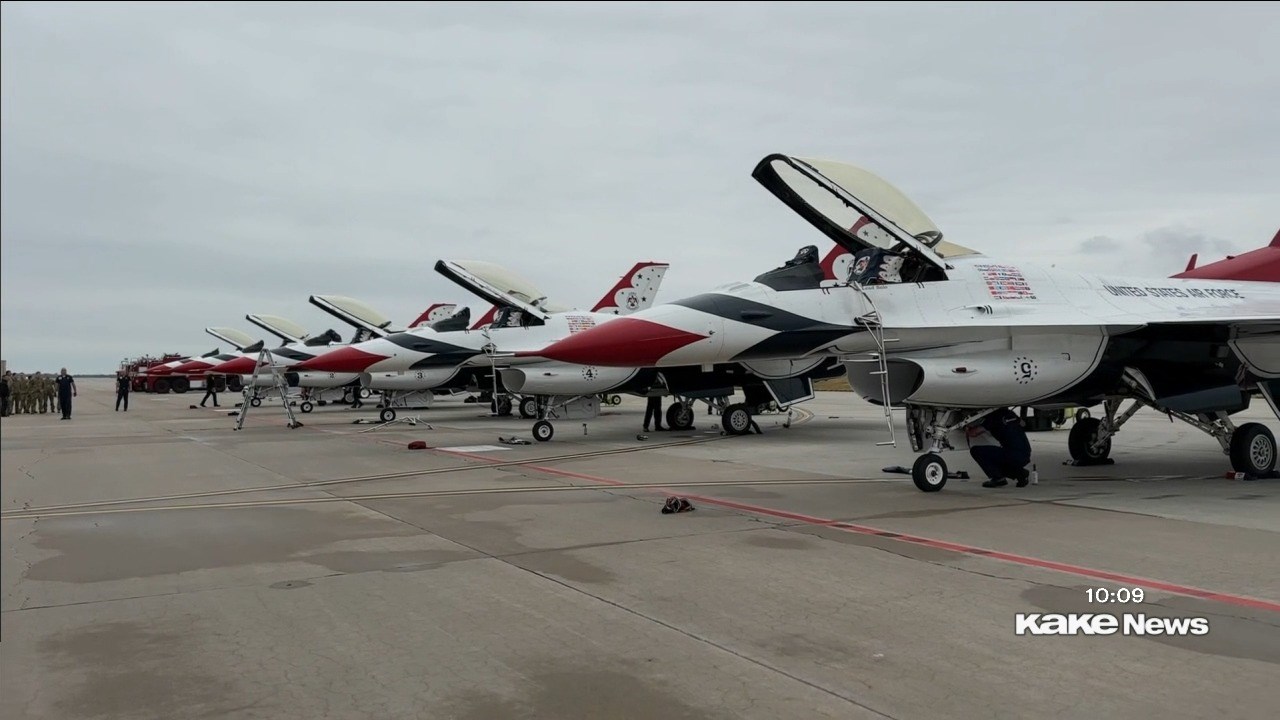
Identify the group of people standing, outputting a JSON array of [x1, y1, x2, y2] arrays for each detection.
[[0, 369, 77, 420]]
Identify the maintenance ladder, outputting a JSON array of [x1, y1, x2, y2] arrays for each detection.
[[847, 282, 899, 447], [234, 347, 301, 430]]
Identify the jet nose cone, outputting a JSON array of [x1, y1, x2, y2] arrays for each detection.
[[172, 361, 208, 374], [209, 356, 257, 375], [296, 346, 387, 373], [148, 364, 175, 375], [532, 318, 708, 366]]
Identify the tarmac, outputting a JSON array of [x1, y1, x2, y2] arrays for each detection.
[[2, 380, 1278, 720]]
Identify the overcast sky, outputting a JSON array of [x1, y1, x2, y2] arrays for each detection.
[[3, 2, 1277, 372]]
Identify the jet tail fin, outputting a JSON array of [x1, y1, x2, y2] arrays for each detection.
[[591, 262, 671, 315], [470, 305, 499, 330], [820, 244, 853, 281], [1184, 253, 1198, 272], [409, 304, 459, 328], [1271, 228, 1280, 248]]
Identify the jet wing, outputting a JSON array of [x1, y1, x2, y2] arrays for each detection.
[[434, 260, 566, 320], [245, 314, 310, 345], [205, 327, 259, 351], [310, 295, 398, 337], [752, 154, 978, 269]]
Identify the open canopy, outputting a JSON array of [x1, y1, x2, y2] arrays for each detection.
[[310, 295, 397, 337], [751, 154, 978, 267], [245, 314, 311, 345], [434, 259, 569, 320], [205, 326, 258, 351]]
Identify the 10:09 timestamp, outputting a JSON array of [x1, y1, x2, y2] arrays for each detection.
[[1086, 587, 1145, 604]]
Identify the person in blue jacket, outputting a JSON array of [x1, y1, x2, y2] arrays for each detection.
[[966, 407, 1032, 488]]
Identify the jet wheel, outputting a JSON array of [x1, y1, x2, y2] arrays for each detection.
[[533, 420, 554, 442], [721, 403, 752, 436], [519, 397, 538, 419], [912, 453, 948, 492], [380, 408, 396, 423], [1230, 422, 1276, 475], [1068, 417, 1110, 463], [666, 402, 694, 430], [250, 397, 262, 408], [300, 401, 313, 413]]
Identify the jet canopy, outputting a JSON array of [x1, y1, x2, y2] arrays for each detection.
[[435, 259, 570, 320], [245, 314, 311, 345], [205, 326, 259, 351], [752, 154, 978, 282], [310, 295, 397, 337]]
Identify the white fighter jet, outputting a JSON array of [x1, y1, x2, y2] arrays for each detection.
[[295, 260, 671, 428], [530, 153, 1280, 487]]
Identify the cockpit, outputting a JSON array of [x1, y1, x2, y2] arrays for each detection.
[[752, 154, 981, 287], [753, 245, 826, 291], [427, 307, 472, 333], [848, 238, 948, 285], [491, 307, 544, 329], [303, 329, 343, 347]]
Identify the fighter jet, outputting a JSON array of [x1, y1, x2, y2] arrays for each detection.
[[294, 260, 671, 427], [495, 244, 852, 439], [166, 327, 275, 389], [202, 297, 459, 409], [532, 153, 1280, 488], [142, 326, 264, 393]]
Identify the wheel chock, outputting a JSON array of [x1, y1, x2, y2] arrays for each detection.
[[1062, 457, 1115, 467]]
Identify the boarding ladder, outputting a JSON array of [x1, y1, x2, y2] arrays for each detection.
[[849, 283, 898, 446], [480, 326, 510, 416], [234, 347, 300, 430]]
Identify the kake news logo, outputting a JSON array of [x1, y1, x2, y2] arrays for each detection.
[[1014, 613, 1209, 636]]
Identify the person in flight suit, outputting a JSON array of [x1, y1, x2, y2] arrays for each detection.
[[14, 374, 28, 414], [200, 374, 220, 408], [643, 395, 665, 432], [55, 368, 77, 420], [25, 374, 37, 414], [32, 373, 46, 414], [967, 407, 1033, 488], [116, 371, 131, 411]]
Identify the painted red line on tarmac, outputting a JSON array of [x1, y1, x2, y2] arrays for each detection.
[[506, 459, 1280, 614]]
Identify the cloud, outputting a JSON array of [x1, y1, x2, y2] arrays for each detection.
[[1068, 225, 1250, 278], [1139, 227, 1239, 260], [1079, 236, 1121, 253], [3, 3, 1279, 371]]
